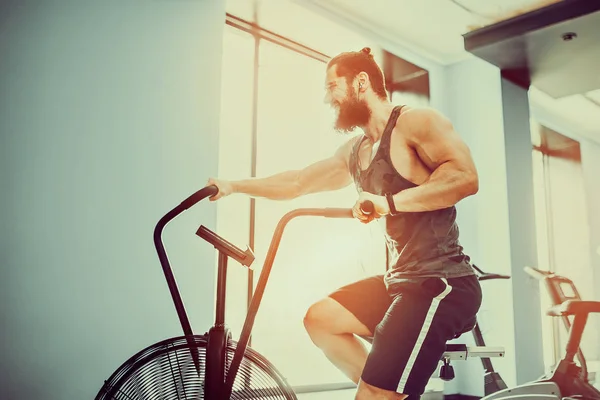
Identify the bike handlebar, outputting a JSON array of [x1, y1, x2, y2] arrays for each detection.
[[317, 198, 374, 218], [152, 184, 375, 386], [152, 184, 220, 374], [524, 266, 553, 280], [191, 187, 374, 268]]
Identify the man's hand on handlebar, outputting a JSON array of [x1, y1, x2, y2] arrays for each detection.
[[206, 178, 234, 201], [352, 191, 389, 224]]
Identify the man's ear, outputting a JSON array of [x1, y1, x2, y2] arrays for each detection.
[[357, 71, 369, 90]]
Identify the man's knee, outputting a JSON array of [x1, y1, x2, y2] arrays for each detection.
[[303, 297, 371, 337], [355, 379, 408, 400], [303, 298, 334, 335]]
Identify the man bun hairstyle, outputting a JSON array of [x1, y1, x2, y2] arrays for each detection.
[[327, 47, 388, 100]]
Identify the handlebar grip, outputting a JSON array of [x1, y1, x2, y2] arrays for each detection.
[[179, 185, 219, 210], [360, 200, 374, 215], [322, 208, 353, 218]]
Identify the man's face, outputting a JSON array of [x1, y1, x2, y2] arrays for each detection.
[[324, 66, 371, 133]]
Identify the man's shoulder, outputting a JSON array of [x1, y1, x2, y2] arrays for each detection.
[[395, 106, 452, 136], [397, 106, 447, 123], [340, 133, 363, 150], [335, 133, 363, 160]]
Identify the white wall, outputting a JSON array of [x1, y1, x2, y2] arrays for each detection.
[[0, 1, 225, 399]]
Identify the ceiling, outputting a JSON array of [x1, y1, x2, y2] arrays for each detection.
[[297, 0, 600, 142], [302, 0, 562, 65]]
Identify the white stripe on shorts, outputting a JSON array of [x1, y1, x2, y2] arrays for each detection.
[[396, 278, 452, 393]]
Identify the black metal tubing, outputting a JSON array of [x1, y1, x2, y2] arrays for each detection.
[[470, 266, 510, 377], [196, 225, 255, 267], [473, 264, 510, 281], [222, 207, 355, 398], [153, 185, 219, 373], [215, 252, 228, 327], [471, 323, 495, 372], [206, 325, 231, 400], [154, 184, 367, 395]]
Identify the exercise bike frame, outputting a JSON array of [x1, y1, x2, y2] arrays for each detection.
[[481, 267, 600, 400], [525, 267, 600, 399], [224, 202, 371, 397], [153, 185, 371, 398], [154, 185, 511, 399]]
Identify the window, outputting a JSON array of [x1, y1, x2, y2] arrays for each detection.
[[531, 123, 598, 377], [219, 6, 383, 387], [255, 0, 372, 57], [249, 38, 384, 387], [218, 0, 436, 390], [216, 25, 255, 338]]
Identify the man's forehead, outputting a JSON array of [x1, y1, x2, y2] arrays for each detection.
[[325, 65, 340, 84]]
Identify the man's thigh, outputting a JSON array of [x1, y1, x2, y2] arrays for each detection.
[[360, 277, 475, 397], [327, 274, 391, 336]]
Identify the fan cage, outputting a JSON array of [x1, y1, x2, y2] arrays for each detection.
[[95, 335, 297, 399]]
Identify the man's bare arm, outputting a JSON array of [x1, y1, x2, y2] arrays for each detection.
[[390, 108, 478, 212], [218, 138, 355, 201]]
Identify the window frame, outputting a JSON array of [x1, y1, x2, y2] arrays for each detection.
[[221, 9, 435, 393]]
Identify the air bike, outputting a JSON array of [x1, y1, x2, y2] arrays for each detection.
[[95, 185, 506, 399], [480, 266, 600, 400]]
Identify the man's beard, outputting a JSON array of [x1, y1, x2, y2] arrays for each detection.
[[333, 92, 371, 134]]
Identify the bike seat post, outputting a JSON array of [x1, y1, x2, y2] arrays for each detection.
[[215, 251, 228, 327], [197, 223, 255, 328]]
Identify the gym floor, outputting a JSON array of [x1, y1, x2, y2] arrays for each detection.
[[297, 389, 444, 400]]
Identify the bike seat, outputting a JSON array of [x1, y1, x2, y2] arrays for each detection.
[[477, 272, 510, 281], [547, 300, 600, 317], [471, 264, 510, 281]]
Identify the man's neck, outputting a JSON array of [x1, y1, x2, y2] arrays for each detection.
[[362, 101, 396, 143]]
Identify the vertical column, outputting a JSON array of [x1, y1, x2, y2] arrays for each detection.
[[500, 77, 546, 384], [443, 59, 550, 394], [442, 58, 516, 395], [580, 139, 600, 361]]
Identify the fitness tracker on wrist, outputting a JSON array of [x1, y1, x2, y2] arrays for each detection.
[[385, 193, 398, 216]]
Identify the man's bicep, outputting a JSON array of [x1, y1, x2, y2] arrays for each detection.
[[297, 156, 352, 195], [407, 109, 476, 173], [297, 139, 356, 195]]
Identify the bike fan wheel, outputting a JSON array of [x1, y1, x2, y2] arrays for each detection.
[[96, 335, 297, 399]]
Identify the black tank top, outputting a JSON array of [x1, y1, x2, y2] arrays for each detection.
[[349, 106, 474, 284]]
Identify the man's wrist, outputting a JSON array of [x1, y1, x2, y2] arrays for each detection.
[[385, 193, 398, 216], [229, 180, 240, 194]]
